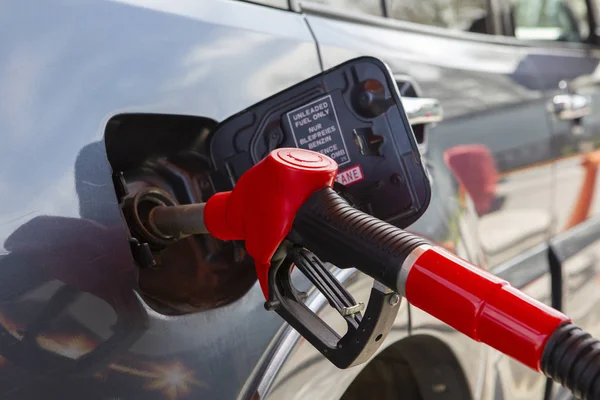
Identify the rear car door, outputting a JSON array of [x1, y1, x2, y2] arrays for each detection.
[[297, 1, 557, 398], [497, 0, 600, 397], [0, 1, 322, 399]]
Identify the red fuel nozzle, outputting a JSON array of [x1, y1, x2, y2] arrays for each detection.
[[153, 148, 598, 397], [203, 148, 337, 298]]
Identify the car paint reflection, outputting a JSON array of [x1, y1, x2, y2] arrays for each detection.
[[0, 0, 323, 398]]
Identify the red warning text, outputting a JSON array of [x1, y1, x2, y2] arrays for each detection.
[[336, 165, 364, 186]]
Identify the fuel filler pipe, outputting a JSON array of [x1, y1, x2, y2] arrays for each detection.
[[148, 148, 599, 400]]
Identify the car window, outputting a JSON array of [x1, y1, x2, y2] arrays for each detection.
[[304, 0, 384, 17], [388, 0, 490, 34], [511, 0, 590, 42]]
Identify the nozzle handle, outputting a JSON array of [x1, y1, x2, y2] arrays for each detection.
[[292, 187, 428, 291]]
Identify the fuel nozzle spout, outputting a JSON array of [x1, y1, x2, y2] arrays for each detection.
[[148, 203, 208, 239]]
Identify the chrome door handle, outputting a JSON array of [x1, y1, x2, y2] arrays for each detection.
[[551, 93, 592, 121], [402, 97, 443, 125]]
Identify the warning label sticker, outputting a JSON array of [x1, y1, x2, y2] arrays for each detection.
[[286, 95, 350, 166], [336, 165, 364, 186]]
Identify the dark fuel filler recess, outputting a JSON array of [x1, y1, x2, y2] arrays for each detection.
[[209, 56, 430, 229]]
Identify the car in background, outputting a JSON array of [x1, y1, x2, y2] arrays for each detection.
[[1, 0, 599, 399]]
